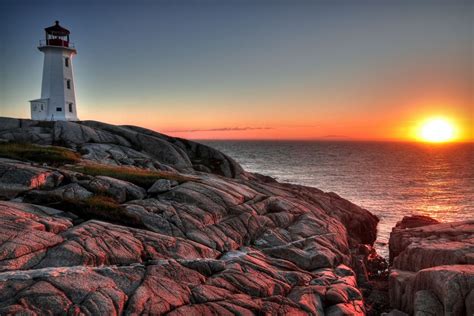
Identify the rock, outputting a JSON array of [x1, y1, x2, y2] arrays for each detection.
[[0, 117, 384, 315], [413, 290, 443, 316], [122, 124, 245, 178], [388, 216, 474, 315], [390, 220, 474, 271], [80, 143, 158, 168], [0, 201, 72, 272], [0, 158, 63, 198], [0, 126, 54, 145], [81, 176, 146, 203], [390, 265, 474, 315], [79, 121, 193, 171], [148, 178, 176, 194], [0, 117, 23, 131], [325, 300, 365, 315], [54, 120, 131, 148], [24, 183, 93, 204], [287, 286, 325, 314], [389, 269, 416, 312], [394, 215, 440, 230], [381, 309, 409, 316], [0, 118, 54, 145], [34, 220, 220, 268]]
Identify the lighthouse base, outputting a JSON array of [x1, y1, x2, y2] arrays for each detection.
[[30, 98, 79, 121], [30, 99, 49, 121]]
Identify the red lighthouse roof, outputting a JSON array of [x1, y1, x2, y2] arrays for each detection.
[[45, 21, 70, 36]]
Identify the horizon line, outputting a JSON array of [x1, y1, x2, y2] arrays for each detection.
[[192, 138, 474, 144]]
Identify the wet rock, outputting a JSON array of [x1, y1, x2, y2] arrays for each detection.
[[394, 215, 440, 230]]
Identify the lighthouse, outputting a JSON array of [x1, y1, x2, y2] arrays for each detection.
[[30, 21, 78, 121]]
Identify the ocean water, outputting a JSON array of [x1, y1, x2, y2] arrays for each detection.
[[201, 141, 474, 258]]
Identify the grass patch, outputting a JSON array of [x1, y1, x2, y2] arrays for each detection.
[[68, 163, 197, 188], [0, 142, 80, 165], [80, 195, 143, 225], [46, 195, 145, 227], [24, 192, 144, 227]]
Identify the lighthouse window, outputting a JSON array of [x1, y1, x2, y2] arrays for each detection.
[[65, 57, 69, 67], [69, 103, 73, 112], [40, 104, 44, 111], [56, 107, 62, 112], [66, 80, 71, 89]]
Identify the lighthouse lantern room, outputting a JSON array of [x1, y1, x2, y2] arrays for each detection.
[[30, 21, 78, 121]]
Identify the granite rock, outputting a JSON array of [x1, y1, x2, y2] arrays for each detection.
[[0, 117, 383, 315], [388, 216, 474, 315]]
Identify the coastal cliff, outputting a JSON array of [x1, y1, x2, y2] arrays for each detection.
[[0, 117, 382, 315]]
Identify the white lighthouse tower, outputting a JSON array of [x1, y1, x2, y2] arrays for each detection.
[[30, 21, 78, 121]]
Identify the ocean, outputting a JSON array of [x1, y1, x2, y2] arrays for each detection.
[[201, 141, 474, 258]]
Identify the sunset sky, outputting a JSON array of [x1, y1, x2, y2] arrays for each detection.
[[0, 0, 472, 141]]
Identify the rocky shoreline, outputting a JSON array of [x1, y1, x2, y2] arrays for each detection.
[[0, 117, 472, 315], [388, 216, 473, 315]]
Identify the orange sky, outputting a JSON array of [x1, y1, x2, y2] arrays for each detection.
[[2, 1, 472, 142]]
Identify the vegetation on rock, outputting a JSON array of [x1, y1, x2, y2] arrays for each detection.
[[68, 163, 197, 188], [59, 195, 143, 226], [0, 142, 80, 165]]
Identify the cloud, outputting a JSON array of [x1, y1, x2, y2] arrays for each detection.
[[165, 127, 273, 133]]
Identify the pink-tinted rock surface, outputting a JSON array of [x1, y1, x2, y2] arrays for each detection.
[[0, 117, 382, 315], [389, 216, 474, 315]]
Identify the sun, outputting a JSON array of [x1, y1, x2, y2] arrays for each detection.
[[419, 118, 455, 143]]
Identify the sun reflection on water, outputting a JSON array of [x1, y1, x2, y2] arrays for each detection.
[[203, 140, 474, 258]]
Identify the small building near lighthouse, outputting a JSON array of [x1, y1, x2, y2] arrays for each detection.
[[30, 21, 78, 121]]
